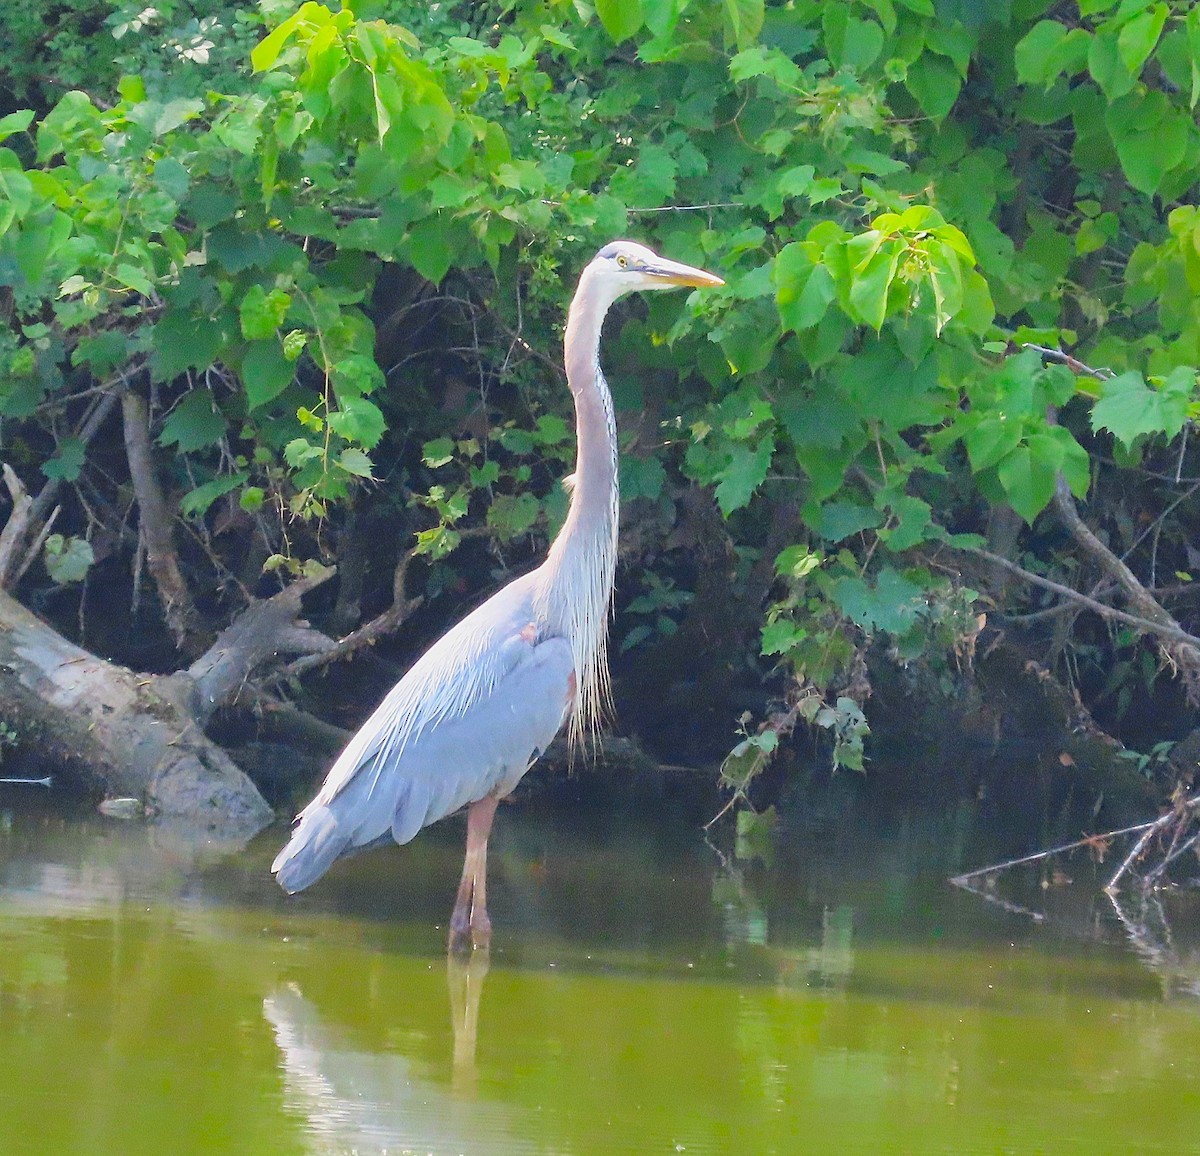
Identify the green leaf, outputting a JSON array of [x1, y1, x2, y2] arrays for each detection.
[[0, 160, 34, 230], [996, 443, 1057, 523], [761, 617, 805, 656], [327, 355, 382, 402], [152, 157, 190, 201], [775, 244, 835, 332], [827, 16, 884, 71], [283, 330, 307, 362], [963, 414, 1023, 472], [714, 434, 774, 514], [422, 437, 455, 467], [775, 545, 822, 579], [883, 495, 933, 552], [1091, 369, 1191, 448], [240, 486, 265, 512], [43, 534, 93, 584], [1105, 92, 1189, 197], [337, 447, 374, 478], [905, 55, 962, 121], [153, 98, 204, 138], [73, 331, 128, 376], [239, 286, 292, 340], [41, 438, 85, 482], [723, 0, 765, 48], [1047, 426, 1091, 498], [406, 215, 453, 284], [596, 0, 643, 42], [1014, 20, 1068, 86], [848, 242, 902, 330], [252, 9, 304, 71], [1088, 30, 1136, 101], [284, 439, 324, 468], [809, 502, 883, 542], [159, 390, 227, 452], [241, 341, 295, 410], [0, 109, 34, 145], [113, 263, 155, 296], [620, 454, 666, 501], [832, 568, 924, 636], [180, 472, 249, 518], [1117, 3, 1168, 78], [328, 397, 386, 449], [488, 491, 541, 538], [151, 307, 225, 382]]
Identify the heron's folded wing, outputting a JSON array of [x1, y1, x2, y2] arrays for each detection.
[[301, 573, 553, 816], [388, 634, 573, 843]]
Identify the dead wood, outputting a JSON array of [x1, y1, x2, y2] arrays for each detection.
[[0, 465, 59, 589], [187, 566, 338, 722], [0, 586, 272, 832]]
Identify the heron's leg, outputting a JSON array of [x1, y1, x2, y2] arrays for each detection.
[[449, 795, 499, 951]]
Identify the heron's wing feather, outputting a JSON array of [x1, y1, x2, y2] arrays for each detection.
[[387, 633, 572, 843], [271, 574, 572, 893], [308, 572, 548, 809]]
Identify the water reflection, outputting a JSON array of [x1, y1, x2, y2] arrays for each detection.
[[447, 952, 489, 1094], [265, 972, 531, 1156], [5, 795, 1200, 1154]]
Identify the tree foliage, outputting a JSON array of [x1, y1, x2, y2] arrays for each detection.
[[2, 0, 1200, 797]]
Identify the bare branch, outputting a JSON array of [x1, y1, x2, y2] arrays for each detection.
[[122, 387, 199, 650], [267, 545, 426, 685], [1104, 794, 1200, 892], [266, 526, 492, 687], [950, 820, 1159, 886], [1020, 343, 1116, 380], [187, 567, 337, 721], [28, 388, 121, 530], [962, 543, 1200, 650], [1052, 476, 1200, 700], [0, 465, 36, 589]]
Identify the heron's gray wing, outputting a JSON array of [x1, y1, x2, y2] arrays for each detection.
[[306, 572, 545, 811], [271, 571, 573, 892], [386, 633, 572, 844]]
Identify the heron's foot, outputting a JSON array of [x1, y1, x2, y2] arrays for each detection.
[[448, 901, 491, 952]]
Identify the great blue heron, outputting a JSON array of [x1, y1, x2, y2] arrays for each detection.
[[272, 241, 724, 947]]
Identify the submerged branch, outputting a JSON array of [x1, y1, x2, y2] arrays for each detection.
[[952, 795, 1200, 901]]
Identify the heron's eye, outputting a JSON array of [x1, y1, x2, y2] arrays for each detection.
[[616, 254, 628, 268]]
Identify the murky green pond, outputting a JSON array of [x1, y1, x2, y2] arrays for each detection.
[[2, 786, 1200, 1155]]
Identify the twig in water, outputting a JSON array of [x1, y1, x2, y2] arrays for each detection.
[[949, 820, 1157, 886], [1103, 794, 1200, 893]]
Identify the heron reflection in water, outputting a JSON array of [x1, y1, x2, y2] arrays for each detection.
[[264, 954, 498, 1153], [273, 243, 723, 948]]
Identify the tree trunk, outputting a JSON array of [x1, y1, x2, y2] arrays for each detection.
[[0, 587, 273, 835]]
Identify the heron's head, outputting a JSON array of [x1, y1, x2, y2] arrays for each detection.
[[584, 241, 724, 309]]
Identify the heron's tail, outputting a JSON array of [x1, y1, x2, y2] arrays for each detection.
[[271, 805, 352, 894]]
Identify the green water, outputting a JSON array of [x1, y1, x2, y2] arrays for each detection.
[[2, 791, 1200, 1155]]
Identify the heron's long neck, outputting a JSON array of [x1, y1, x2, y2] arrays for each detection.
[[537, 274, 620, 742]]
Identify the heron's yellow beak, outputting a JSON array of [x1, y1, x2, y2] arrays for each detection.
[[643, 256, 724, 288]]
